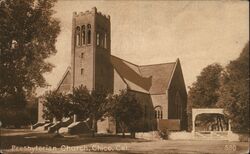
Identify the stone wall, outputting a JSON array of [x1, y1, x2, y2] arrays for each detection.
[[37, 97, 45, 122]]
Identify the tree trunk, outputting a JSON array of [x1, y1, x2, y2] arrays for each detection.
[[119, 122, 125, 138], [56, 119, 61, 134], [92, 118, 96, 137], [130, 131, 135, 138]]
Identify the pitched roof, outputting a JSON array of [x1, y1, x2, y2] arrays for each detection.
[[139, 63, 176, 94], [110, 55, 176, 94], [55, 66, 71, 92], [110, 56, 150, 93]]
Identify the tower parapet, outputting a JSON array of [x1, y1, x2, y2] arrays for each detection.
[[72, 7, 110, 21]]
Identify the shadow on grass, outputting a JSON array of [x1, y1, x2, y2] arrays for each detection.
[[0, 130, 150, 149]]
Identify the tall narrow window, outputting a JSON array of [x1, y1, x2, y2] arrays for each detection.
[[87, 24, 91, 44], [100, 34, 104, 47], [76, 26, 81, 46], [104, 33, 107, 49], [157, 110, 160, 119], [81, 25, 85, 45], [96, 33, 100, 46], [81, 53, 84, 58], [175, 91, 181, 119], [81, 68, 84, 75]]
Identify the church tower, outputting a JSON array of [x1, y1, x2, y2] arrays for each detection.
[[71, 7, 113, 92]]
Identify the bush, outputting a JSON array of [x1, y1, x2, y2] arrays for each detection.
[[0, 106, 37, 128], [158, 128, 170, 140]]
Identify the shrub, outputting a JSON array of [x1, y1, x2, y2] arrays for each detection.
[[158, 128, 170, 140]]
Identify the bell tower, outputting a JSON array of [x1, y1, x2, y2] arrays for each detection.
[[71, 7, 113, 92]]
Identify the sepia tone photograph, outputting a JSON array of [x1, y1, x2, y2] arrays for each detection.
[[0, 0, 249, 153]]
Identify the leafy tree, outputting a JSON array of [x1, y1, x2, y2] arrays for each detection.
[[187, 63, 223, 131], [43, 91, 70, 122], [217, 42, 249, 132], [188, 63, 223, 108], [109, 90, 143, 138], [69, 85, 91, 121], [0, 0, 60, 104], [69, 86, 110, 137], [89, 88, 110, 137]]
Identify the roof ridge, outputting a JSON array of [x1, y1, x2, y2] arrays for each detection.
[[111, 55, 140, 67], [166, 60, 178, 90], [55, 66, 71, 92], [139, 62, 176, 67], [112, 67, 130, 89]]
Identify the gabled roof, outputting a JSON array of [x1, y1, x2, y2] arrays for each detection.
[[110, 55, 177, 94], [55, 66, 71, 92], [110, 56, 151, 93], [139, 63, 176, 94], [55, 56, 179, 95]]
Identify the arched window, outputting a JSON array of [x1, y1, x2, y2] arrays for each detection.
[[81, 25, 85, 45], [87, 24, 91, 44], [154, 106, 163, 119], [96, 33, 100, 46], [76, 26, 81, 46]]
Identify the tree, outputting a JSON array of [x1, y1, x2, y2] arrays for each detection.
[[109, 90, 143, 138], [0, 0, 60, 104], [217, 42, 249, 132], [69, 86, 110, 137], [69, 85, 91, 121], [188, 63, 223, 108], [43, 91, 70, 123], [89, 88, 110, 137], [187, 63, 223, 131]]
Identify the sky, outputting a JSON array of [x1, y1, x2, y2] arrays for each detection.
[[39, 0, 249, 94]]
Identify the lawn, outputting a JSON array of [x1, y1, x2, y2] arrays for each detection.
[[0, 129, 249, 154]]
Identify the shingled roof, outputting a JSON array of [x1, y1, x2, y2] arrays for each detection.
[[110, 55, 176, 94]]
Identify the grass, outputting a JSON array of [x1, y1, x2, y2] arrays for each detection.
[[0, 129, 148, 149]]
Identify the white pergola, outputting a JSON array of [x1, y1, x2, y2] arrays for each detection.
[[192, 108, 230, 132]]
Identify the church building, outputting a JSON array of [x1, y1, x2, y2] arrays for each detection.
[[37, 7, 188, 133]]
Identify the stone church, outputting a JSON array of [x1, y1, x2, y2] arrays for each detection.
[[37, 7, 188, 133]]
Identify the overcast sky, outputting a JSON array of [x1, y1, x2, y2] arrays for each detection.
[[39, 0, 249, 94]]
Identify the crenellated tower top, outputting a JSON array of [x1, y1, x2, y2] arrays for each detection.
[[73, 7, 110, 20]]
